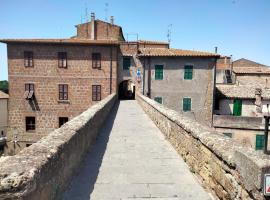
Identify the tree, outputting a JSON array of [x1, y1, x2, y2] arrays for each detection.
[[0, 80, 8, 94]]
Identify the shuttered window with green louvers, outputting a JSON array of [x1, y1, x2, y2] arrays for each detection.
[[155, 65, 163, 80], [184, 65, 193, 80], [183, 98, 191, 111]]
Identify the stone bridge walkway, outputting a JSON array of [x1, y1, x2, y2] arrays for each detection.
[[63, 100, 212, 200]]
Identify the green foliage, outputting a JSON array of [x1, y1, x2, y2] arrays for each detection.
[[0, 80, 8, 93]]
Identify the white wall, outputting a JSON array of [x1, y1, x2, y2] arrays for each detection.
[[218, 98, 270, 117], [0, 99, 8, 135]]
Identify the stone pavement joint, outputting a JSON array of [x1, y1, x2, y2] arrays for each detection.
[[62, 100, 212, 200]]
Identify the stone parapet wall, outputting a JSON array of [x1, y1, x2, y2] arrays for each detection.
[[137, 93, 270, 200], [0, 94, 116, 199]]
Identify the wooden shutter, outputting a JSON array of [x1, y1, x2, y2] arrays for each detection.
[[184, 65, 193, 80], [155, 65, 163, 80], [92, 53, 101, 69], [183, 98, 191, 111], [92, 85, 101, 101], [233, 99, 242, 116], [123, 57, 131, 70], [154, 97, 162, 104], [255, 135, 265, 150]]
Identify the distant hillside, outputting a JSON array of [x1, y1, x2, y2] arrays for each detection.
[[0, 80, 8, 94]]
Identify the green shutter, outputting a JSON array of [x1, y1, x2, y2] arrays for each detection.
[[123, 57, 131, 70], [154, 97, 162, 104], [184, 65, 193, 80], [255, 135, 265, 150], [155, 65, 163, 80], [223, 133, 232, 138], [183, 98, 191, 111], [233, 99, 242, 116]]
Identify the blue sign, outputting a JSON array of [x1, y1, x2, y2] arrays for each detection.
[[137, 69, 141, 76]]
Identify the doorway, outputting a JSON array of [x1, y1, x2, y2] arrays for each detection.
[[118, 80, 135, 100]]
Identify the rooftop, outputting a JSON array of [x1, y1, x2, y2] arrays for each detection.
[[232, 58, 270, 74], [0, 38, 119, 45], [216, 84, 270, 99], [138, 47, 219, 57], [0, 91, 9, 99]]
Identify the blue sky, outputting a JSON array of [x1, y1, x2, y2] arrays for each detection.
[[0, 0, 270, 80]]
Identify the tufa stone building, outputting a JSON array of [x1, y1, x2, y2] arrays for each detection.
[[1, 13, 219, 155]]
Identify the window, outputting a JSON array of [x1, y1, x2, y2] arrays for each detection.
[[184, 65, 193, 80], [154, 97, 162, 104], [59, 84, 68, 100], [123, 57, 131, 70], [92, 85, 101, 101], [26, 117, 35, 131], [233, 99, 242, 116], [58, 52, 67, 68], [255, 135, 265, 150], [92, 53, 101, 69], [223, 133, 232, 138], [155, 65, 163, 80], [24, 51, 33, 67], [59, 117, 68, 127], [183, 98, 191, 112], [24, 83, 34, 99]]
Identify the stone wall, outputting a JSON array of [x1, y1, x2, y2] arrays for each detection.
[[137, 93, 270, 200], [6, 43, 118, 154], [0, 94, 116, 199]]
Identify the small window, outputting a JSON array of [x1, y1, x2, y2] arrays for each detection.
[[155, 65, 163, 80], [24, 83, 35, 99], [183, 98, 191, 112], [58, 52, 67, 68], [59, 117, 68, 127], [233, 99, 242, 116], [184, 65, 193, 80], [92, 53, 101, 69], [26, 117, 35, 131], [24, 51, 34, 67], [59, 84, 68, 100], [92, 85, 101, 101], [223, 133, 232, 138], [255, 135, 265, 150], [154, 97, 162, 104], [123, 57, 131, 70]]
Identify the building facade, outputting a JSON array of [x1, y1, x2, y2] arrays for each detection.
[[1, 14, 121, 154], [1, 13, 219, 154], [214, 58, 270, 150]]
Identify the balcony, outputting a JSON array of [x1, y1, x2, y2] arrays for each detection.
[[213, 114, 264, 130]]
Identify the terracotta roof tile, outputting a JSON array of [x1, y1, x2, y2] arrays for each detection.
[[138, 48, 219, 57], [0, 91, 9, 99], [233, 66, 270, 74], [0, 38, 119, 45], [216, 84, 270, 99]]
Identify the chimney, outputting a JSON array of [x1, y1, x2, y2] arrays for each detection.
[[90, 12, 95, 40], [255, 88, 263, 116], [110, 16, 114, 25], [91, 12, 95, 22], [214, 47, 218, 54]]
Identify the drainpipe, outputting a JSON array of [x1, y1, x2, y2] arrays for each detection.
[[110, 46, 113, 94], [147, 57, 151, 98], [211, 47, 218, 127], [255, 88, 262, 116], [143, 57, 146, 95]]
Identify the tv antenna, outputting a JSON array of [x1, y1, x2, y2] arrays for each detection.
[[167, 24, 172, 44], [104, 3, 109, 22], [84, 3, 88, 22]]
